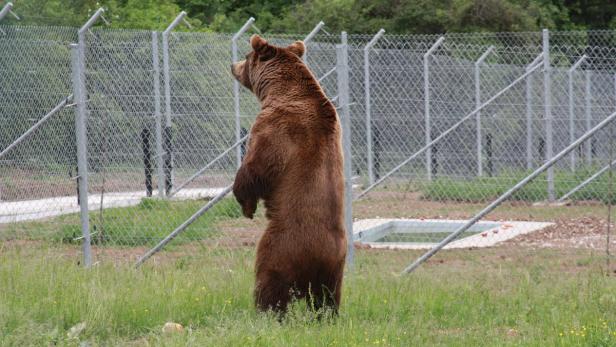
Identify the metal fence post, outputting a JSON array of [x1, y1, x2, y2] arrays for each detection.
[[337, 32, 354, 269], [424, 37, 445, 181], [585, 69, 592, 166], [72, 8, 104, 267], [162, 11, 187, 195], [71, 44, 91, 267], [474, 46, 494, 177], [543, 29, 554, 202], [232, 17, 256, 169], [152, 31, 165, 198], [567, 55, 587, 171], [364, 29, 385, 185]]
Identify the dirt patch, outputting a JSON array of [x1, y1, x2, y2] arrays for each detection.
[[354, 191, 608, 221], [505, 217, 615, 250]]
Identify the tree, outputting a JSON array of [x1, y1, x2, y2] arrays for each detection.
[[3, 0, 615, 33]]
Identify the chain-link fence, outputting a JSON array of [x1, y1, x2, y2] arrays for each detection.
[[1, 15, 615, 271], [0, 25, 76, 244], [356, 31, 616, 201]]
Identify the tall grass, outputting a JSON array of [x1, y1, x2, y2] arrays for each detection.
[[1, 245, 615, 346]]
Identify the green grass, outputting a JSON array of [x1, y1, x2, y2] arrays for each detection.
[[420, 168, 615, 203], [1, 244, 615, 346], [1, 198, 242, 247]]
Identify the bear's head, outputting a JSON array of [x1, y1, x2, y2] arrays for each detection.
[[231, 34, 305, 98]]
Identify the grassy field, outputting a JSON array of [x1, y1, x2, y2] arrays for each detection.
[[1, 189, 615, 345], [1, 198, 242, 247], [1, 242, 615, 346]]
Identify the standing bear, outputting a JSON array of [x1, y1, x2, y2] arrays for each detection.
[[231, 35, 347, 315]]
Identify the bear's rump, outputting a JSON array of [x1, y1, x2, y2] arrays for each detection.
[[255, 244, 345, 299], [255, 229, 345, 278]]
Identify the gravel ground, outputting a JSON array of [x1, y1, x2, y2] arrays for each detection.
[[506, 216, 616, 250]]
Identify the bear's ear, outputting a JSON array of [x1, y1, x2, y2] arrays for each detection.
[[250, 34, 276, 61], [287, 40, 305, 58]]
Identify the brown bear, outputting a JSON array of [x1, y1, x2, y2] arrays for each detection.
[[231, 34, 346, 315]]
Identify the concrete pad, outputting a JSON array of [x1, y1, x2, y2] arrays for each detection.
[[353, 218, 553, 249]]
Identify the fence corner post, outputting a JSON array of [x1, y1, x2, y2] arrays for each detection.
[[336, 32, 354, 269]]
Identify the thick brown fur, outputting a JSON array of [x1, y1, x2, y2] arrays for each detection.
[[231, 35, 346, 316]]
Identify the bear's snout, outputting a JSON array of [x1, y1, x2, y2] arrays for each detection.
[[230, 63, 238, 79], [231, 60, 251, 90], [230, 62, 244, 81]]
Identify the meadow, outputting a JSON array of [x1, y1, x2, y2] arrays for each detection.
[[1, 237, 615, 346], [1, 189, 615, 346]]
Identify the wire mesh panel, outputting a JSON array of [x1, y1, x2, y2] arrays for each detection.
[[78, 29, 250, 262], [82, 28, 159, 247], [167, 32, 237, 193], [354, 35, 439, 184], [355, 30, 615, 207], [0, 25, 78, 242]]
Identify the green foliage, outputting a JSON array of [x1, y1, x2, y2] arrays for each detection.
[[3, 0, 615, 33], [3, 0, 197, 29], [103, 0, 191, 30]]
